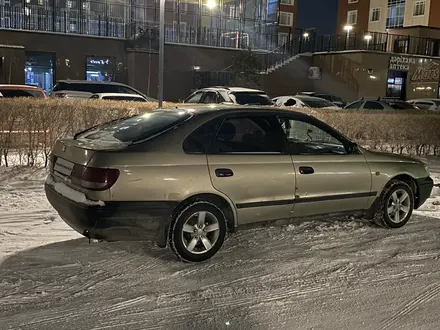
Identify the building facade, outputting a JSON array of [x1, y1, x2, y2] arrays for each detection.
[[337, 0, 440, 34]]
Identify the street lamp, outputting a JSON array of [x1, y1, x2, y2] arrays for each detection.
[[158, 0, 165, 108], [303, 32, 309, 38], [344, 25, 353, 49], [364, 34, 372, 49], [207, 0, 216, 9]]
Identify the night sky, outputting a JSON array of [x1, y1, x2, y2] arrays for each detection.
[[296, 0, 339, 35]]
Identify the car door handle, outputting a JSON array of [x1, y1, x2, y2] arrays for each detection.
[[299, 166, 314, 175], [215, 168, 234, 178]]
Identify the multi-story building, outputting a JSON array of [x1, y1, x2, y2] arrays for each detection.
[[337, 0, 440, 34]]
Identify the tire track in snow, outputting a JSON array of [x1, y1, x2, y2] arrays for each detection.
[[380, 283, 440, 330]]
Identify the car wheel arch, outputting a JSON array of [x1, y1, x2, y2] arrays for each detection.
[[381, 174, 418, 201], [172, 193, 237, 231]]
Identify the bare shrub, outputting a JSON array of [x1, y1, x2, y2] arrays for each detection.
[[1, 99, 440, 167]]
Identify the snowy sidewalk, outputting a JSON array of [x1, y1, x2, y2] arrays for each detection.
[[0, 162, 439, 330]]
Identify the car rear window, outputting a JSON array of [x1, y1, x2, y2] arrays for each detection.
[[302, 99, 335, 108], [53, 82, 138, 95], [0, 89, 44, 98], [77, 111, 191, 144], [102, 96, 145, 101], [230, 92, 272, 105], [388, 101, 417, 110]]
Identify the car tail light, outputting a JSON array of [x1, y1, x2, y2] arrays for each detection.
[[49, 153, 57, 172], [55, 93, 67, 98], [71, 165, 119, 191]]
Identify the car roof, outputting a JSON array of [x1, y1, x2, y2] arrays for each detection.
[[200, 86, 265, 93], [56, 80, 130, 87], [0, 84, 44, 90], [162, 104, 311, 118], [408, 98, 440, 102], [94, 93, 145, 97]]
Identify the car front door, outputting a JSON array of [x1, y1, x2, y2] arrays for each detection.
[[207, 113, 296, 225], [278, 115, 372, 217]]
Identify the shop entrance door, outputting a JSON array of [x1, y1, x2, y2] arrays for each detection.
[[25, 52, 55, 95], [387, 71, 407, 100]]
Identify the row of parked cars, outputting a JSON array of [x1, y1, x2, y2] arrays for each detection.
[[2, 81, 440, 112], [183, 86, 440, 111], [0, 80, 156, 102]]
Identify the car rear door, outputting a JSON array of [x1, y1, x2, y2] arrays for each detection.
[[207, 113, 296, 225], [278, 114, 372, 217]]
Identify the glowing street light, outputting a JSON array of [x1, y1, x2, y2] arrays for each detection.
[[344, 25, 353, 49], [207, 0, 216, 9], [303, 32, 309, 38], [364, 34, 372, 49]]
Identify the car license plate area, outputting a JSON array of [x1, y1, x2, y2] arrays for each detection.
[[54, 157, 75, 179]]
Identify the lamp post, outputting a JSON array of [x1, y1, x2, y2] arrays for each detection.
[[344, 25, 353, 49], [158, 0, 165, 108], [364, 34, 372, 50]]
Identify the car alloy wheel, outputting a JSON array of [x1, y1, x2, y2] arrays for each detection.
[[386, 188, 411, 224], [169, 201, 227, 262], [181, 211, 220, 254]]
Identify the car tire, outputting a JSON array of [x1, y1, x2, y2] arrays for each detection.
[[169, 201, 227, 262], [373, 180, 414, 228]]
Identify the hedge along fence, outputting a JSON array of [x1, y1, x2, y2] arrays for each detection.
[[0, 98, 440, 167]]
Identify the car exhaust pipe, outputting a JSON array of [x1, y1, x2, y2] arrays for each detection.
[[83, 230, 102, 244]]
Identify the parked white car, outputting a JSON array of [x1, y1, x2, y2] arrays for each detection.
[[407, 99, 440, 111], [51, 80, 146, 99], [90, 93, 157, 102], [273, 95, 341, 110]]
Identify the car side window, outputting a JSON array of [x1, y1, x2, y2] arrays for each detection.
[[278, 117, 347, 155], [183, 117, 223, 154], [284, 98, 297, 106], [200, 92, 219, 104], [345, 101, 364, 109], [416, 101, 433, 110], [184, 92, 203, 104], [210, 115, 285, 153], [363, 101, 384, 110]]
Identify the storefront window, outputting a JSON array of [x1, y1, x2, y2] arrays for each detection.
[[387, 71, 407, 100], [86, 56, 115, 82], [25, 52, 55, 94]]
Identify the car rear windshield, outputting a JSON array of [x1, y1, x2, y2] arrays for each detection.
[[388, 101, 417, 110], [53, 82, 139, 95], [0, 89, 44, 98], [77, 111, 191, 144], [230, 92, 273, 105], [102, 96, 145, 102], [302, 99, 335, 108]]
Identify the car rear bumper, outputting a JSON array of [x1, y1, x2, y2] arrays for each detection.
[[45, 183, 179, 247], [415, 176, 434, 209]]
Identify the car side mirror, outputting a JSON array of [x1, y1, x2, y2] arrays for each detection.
[[347, 142, 358, 154]]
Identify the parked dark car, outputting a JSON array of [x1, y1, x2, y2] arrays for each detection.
[[298, 92, 347, 107]]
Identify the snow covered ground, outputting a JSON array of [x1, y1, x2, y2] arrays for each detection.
[[0, 159, 440, 330]]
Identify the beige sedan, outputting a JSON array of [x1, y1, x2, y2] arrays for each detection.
[[45, 106, 433, 262]]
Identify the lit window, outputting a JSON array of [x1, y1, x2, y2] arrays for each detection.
[[413, 0, 426, 16], [279, 12, 293, 26], [370, 8, 380, 21], [347, 10, 357, 25], [280, 0, 294, 5]]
